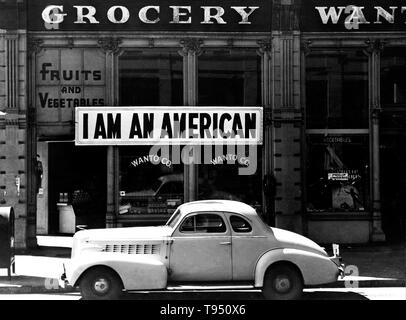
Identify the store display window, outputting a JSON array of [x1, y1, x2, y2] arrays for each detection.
[[119, 146, 184, 216], [305, 49, 370, 213], [197, 50, 263, 212], [306, 135, 370, 213], [381, 48, 406, 106], [306, 50, 369, 129], [118, 51, 183, 217]]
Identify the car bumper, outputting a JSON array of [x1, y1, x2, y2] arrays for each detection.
[[60, 262, 75, 288], [330, 256, 345, 279], [60, 262, 70, 287]]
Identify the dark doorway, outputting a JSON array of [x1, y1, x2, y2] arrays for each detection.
[[381, 128, 406, 244], [48, 143, 107, 234]]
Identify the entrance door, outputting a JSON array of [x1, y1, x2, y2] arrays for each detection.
[[169, 212, 232, 281], [381, 132, 406, 244], [48, 142, 107, 234]]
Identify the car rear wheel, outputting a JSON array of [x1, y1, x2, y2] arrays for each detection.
[[80, 267, 124, 300], [262, 264, 303, 300]]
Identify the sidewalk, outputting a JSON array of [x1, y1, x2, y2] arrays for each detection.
[[0, 243, 76, 294], [0, 241, 405, 295], [318, 244, 406, 288]]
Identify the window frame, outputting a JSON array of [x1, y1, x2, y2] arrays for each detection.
[[304, 132, 370, 214], [178, 212, 228, 234], [229, 215, 253, 233]]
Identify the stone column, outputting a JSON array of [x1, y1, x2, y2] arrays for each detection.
[[257, 39, 274, 225], [1, 31, 31, 249], [98, 37, 122, 228], [26, 38, 44, 248], [364, 39, 386, 242], [269, 0, 303, 234], [179, 39, 202, 202], [272, 32, 303, 234]]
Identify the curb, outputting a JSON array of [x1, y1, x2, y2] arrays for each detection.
[[0, 277, 79, 295], [0, 280, 404, 295], [0, 286, 79, 295], [315, 279, 406, 289]]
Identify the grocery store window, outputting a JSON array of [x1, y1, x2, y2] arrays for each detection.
[[119, 50, 183, 106], [305, 49, 370, 213], [305, 135, 370, 213], [118, 51, 184, 220], [306, 50, 369, 129], [197, 50, 263, 213]]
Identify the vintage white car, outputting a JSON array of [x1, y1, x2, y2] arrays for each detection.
[[61, 200, 344, 300]]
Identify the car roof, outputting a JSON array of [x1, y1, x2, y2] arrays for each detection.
[[178, 200, 258, 217]]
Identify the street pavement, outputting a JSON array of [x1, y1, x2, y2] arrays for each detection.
[[0, 287, 404, 300]]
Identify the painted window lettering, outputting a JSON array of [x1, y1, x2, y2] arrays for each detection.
[[40, 63, 102, 81], [41, 5, 260, 25]]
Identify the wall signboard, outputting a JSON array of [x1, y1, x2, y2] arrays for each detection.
[[302, 0, 406, 32], [29, 0, 272, 32], [36, 48, 106, 126], [75, 106, 263, 146]]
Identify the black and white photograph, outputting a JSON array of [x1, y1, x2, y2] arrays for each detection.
[[0, 0, 405, 309]]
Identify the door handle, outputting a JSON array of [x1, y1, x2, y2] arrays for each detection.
[[219, 241, 231, 245]]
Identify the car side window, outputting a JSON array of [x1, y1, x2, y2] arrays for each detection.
[[180, 214, 227, 233], [230, 215, 252, 233], [180, 216, 195, 232]]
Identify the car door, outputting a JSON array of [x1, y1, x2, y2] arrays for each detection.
[[169, 212, 232, 282], [228, 214, 270, 281]]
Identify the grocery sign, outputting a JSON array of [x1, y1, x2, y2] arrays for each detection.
[[28, 0, 272, 32], [75, 107, 263, 145]]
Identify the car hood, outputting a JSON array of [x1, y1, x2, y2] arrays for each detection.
[[271, 227, 328, 257], [74, 225, 172, 242]]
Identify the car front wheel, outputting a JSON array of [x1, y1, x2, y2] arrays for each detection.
[[262, 264, 303, 300], [80, 267, 124, 300]]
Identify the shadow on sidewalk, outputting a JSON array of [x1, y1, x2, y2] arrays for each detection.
[[120, 290, 369, 300]]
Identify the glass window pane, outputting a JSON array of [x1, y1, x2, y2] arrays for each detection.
[[197, 145, 262, 212], [196, 214, 226, 233], [306, 50, 369, 129], [197, 50, 262, 213], [118, 146, 184, 216], [180, 216, 195, 232], [306, 135, 370, 212], [381, 48, 406, 106], [119, 50, 183, 106], [180, 214, 226, 233], [118, 51, 184, 220], [198, 50, 261, 106], [230, 216, 252, 233]]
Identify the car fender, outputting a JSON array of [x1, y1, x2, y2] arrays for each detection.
[[254, 248, 339, 287], [66, 253, 168, 291]]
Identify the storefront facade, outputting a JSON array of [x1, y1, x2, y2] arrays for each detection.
[[301, 0, 406, 244], [1, 0, 405, 248]]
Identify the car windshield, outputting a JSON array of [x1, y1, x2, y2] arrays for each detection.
[[166, 209, 182, 228], [151, 179, 162, 192]]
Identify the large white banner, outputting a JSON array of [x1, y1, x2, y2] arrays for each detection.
[[75, 106, 263, 145]]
